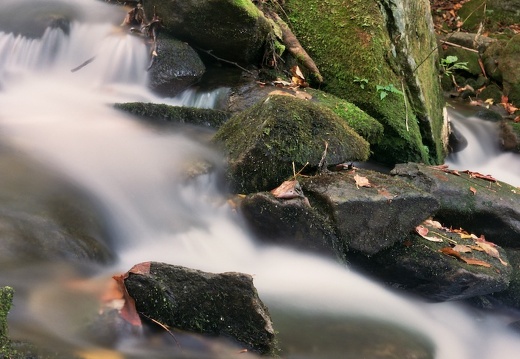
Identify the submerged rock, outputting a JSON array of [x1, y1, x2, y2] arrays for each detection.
[[114, 102, 230, 129], [212, 94, 370, 194], [0, 146, 114, 266], [124, 262, 277, 356]]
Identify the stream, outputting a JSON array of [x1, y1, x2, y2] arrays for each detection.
[[1, 1, 520, 358]]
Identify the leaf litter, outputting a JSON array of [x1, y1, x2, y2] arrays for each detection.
[[415, 218, 508, 268]]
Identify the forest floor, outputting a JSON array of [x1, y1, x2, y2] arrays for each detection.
[[429, 0, 520, 35]]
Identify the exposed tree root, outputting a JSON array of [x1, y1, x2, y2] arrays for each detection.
[[266, 11, 323, 84]]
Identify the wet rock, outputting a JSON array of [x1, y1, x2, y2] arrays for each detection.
[[239, 192, 347, 262], [448, 121, 468, 153], [143, 0, 272, 64], [0, 146, 114, 266], [301, 169, 439, 255], [391, 162, 520, 248], [124, 262, 277, 356], [487, 248, 520, 310], [148, 37, 206, 96], [114, 102, 230, 129], [368, 221, 512, 302], [212, 94, 370, 194]]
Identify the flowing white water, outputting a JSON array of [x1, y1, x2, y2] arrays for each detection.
[[446, 106, 520, 187], [0, 1, 520, 358]]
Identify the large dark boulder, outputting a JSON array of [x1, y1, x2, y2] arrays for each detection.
[[212, 94, 370, 194], [147, 37, 206, 96], [367, 220, 512, 302], [124, 262, 277, 356], [239, 192, 347, 261], [391, 162, 520, 248], [144, 0, 272, 64], [300, 169, 439, 255]]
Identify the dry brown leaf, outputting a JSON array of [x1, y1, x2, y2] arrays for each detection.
[[129, 261, 151, 275], [461, 257, 492, 267], [271, 180, 303, 199], [354, 174, 371, 188], [377, 187, 394, 200], [423, 218, 443, 229], [440, 247, 492, 267], [452, 244, 473, 253], [469, 186, 477, 195], [112, 274, 142, 326], [415, 225, 443, 242], [476, 238, 508, 266]]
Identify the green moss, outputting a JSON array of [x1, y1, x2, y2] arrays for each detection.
[[283, 0, 441, 164], [0, 286, 13, 349], [459, 0, 520, 35], [213, 94, 370, 193], [306, 88, 384, 144]]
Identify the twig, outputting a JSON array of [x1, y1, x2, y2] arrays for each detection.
[[139, 312, 182, 348], [195, 47, 255, 75], [71, 56, 96, 72], [317, 141, 329, 173], [439, 40, 479, 53], [401, 78, 409, 132]]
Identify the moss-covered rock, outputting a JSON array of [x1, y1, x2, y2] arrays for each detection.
[[305, 88, 384, 145], [459, 0, 520, 34], [144, 0, 272, 64], [114, 102, 230, 129], [124, 262, 277, 356], [212, 94, 370, 193], [283, 0, 446, 165]]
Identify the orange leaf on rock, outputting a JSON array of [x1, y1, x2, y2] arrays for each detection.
[[129, 261, 151, 275], [460, 257, 492, 267], [271, 180, 303, 199], [415, 225, 443, 242], [112, 274, 142, 327], [354, 174, 371, 188]]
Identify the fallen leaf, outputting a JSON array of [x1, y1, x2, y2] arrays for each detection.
[[423, 218, 443, 229], [469, 186, 477, 195], [112, 274, 142, 326], [377, 187, 394, 200], [440, 247, 492, 267], [415, 225, 443, 242], [271, 179, 304, 199], [476, 237, 508, 266], [461, 170, 497, 182], [354, 174, 371, 188], [452, 244, 472, 253], [129, 261, 151, 275], [461, 257, 492, 267]]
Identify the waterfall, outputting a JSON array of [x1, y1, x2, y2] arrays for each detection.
[[1, 1, 520, 358], [446, 106, 520, 187]]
